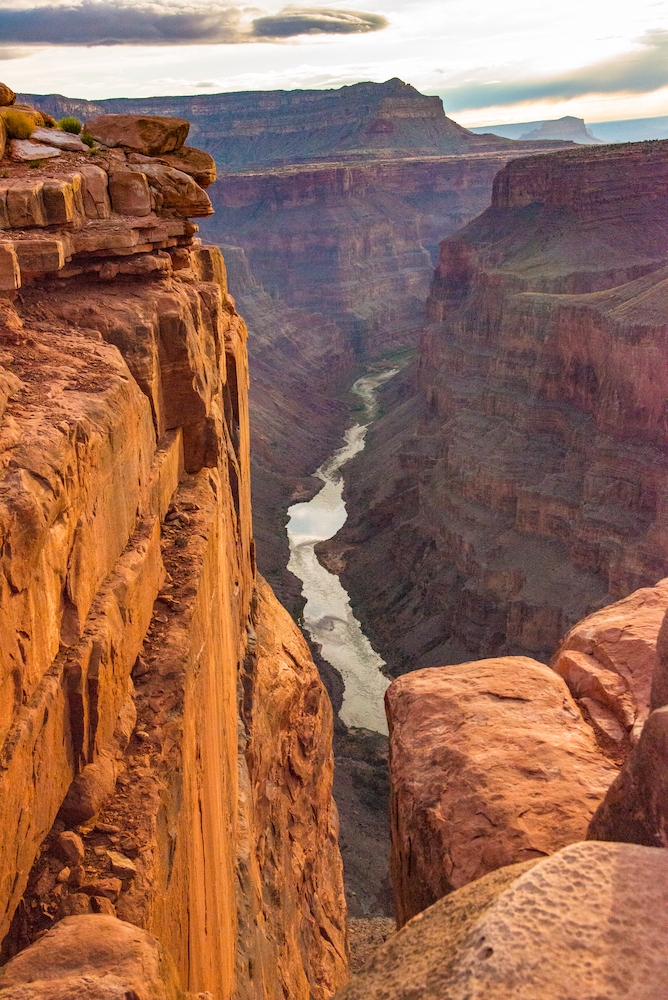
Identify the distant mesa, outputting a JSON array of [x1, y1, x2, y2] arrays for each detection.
[[519, 116, 604, 144], [471, 115, 605, 144]]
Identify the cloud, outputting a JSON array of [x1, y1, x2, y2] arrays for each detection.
[[252, 8, 387, 37], [0, 0, 387, 45], [441, 30, 668, 112]]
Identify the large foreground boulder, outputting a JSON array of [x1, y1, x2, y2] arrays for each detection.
[[386, 657, 618, 925], [84, 114, 189, 155], [551, 577, 668, 747], [0, 914, 183, 999], [334, 841, 668, 1000]]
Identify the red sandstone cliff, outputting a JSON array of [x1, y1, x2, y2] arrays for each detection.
[[0, 107, 347, 998], [327, 140, 668, 675]]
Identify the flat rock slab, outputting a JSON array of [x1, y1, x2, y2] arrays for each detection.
[[31, 126, 88, 152], [85, 114, 189, 156], [10, 139, 60, 161], [335, 841, 668, 1000], [386, 656, 618, 925]]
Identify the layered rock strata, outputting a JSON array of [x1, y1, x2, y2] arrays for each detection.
[[330, 140, 668, 674], [334, 841, 668, 1000], [205, 153, 530, 357], [23, 79, 570, 172], [0, 108, 346, 999], [385, 657, 617, 926]]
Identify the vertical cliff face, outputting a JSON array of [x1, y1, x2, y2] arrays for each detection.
[[326, 140, 668, 676], [0, 114, 346, 999]]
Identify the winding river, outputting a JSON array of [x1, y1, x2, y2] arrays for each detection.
[[286, 367, 398, 735]]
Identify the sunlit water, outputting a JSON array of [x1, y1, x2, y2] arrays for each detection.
[[287, 368, 398, 734]]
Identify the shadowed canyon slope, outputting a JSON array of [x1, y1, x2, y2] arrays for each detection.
[[325, 140, 668, 676]]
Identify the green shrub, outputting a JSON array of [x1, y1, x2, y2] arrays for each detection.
[[81, 131, 95, 148], [58, 116, 82, 135], [2, 110, 35, 139], [28, 160, 41, 169]]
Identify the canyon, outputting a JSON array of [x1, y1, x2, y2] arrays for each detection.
[[23, 81, 574, 611], [328, 139, 668, 679], [2, 81, 668, 1000]]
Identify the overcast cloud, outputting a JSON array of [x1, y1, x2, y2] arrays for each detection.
[[442, 30, 668, 112], [0, 0, 386, 44], [0, 0, 665, 123]]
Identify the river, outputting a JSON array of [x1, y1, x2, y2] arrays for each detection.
[[286, 367, 398, 735]]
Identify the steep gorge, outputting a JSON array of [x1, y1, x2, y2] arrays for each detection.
[[325, 139, 668, 677]]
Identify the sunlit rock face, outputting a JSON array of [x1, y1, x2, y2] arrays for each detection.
[[385, 657, 617, 926], [0, 107, 346, 1000], [328, 140, 668, 677]]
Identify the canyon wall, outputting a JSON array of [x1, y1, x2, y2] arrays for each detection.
[[0, 112, 346, 999], [328, 140, 668, 675], [23, 81, 573, 610], [23, 79, 568, 171]]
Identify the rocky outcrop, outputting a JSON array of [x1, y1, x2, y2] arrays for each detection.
[[551, 578, 668, 752], [236, 577, 348, 1000], [0, 914, 183, 999], [330, 140, 668, 675], [588, 705, 668, 846], [0, 104, 346, 998], [385, 657, 617, 926], [23, 79, 570, 172], [334, 841, 668, 1000]]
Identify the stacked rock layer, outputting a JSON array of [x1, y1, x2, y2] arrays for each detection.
[[0, 105, 347, 1000]]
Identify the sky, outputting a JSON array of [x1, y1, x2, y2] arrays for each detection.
[[0, 0, 667, 125]]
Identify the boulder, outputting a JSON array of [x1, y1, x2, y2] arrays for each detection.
[[0, 914, 184, 999], [0, 82, 16, 106], [107, 169, 152, 217], [79, 165, 111, 219], [58, 753, 119, 825], [588, 705, 668, 845], [56, 831, 84, 866], [159, 146, 216, 187], [9, 139, 60, 162], [333, 841, 668, 1000], [386, 657, 618, 926], [84, 114, 189, 156], [551, 578, 668, 746], [132, 163, 213, 217], [31, 126, 88, 153]]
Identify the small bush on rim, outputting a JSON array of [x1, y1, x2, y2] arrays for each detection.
[[2, 110, 34, 139], [58, 116, 81, 135]]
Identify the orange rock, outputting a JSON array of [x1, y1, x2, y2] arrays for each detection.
[[85, 114, 189, 155], [236, 576, 348, 999], [107, 168, 152, 216], [334, 842, 668, 1000], [159, 145, 216, 187], [588, 705, 668, 845], [552, 578, 668, 745], [0, 914, 184, 999], [386, 657, 618, 926], [135, 162, 213, 217], [0, 82, 16, 106]]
